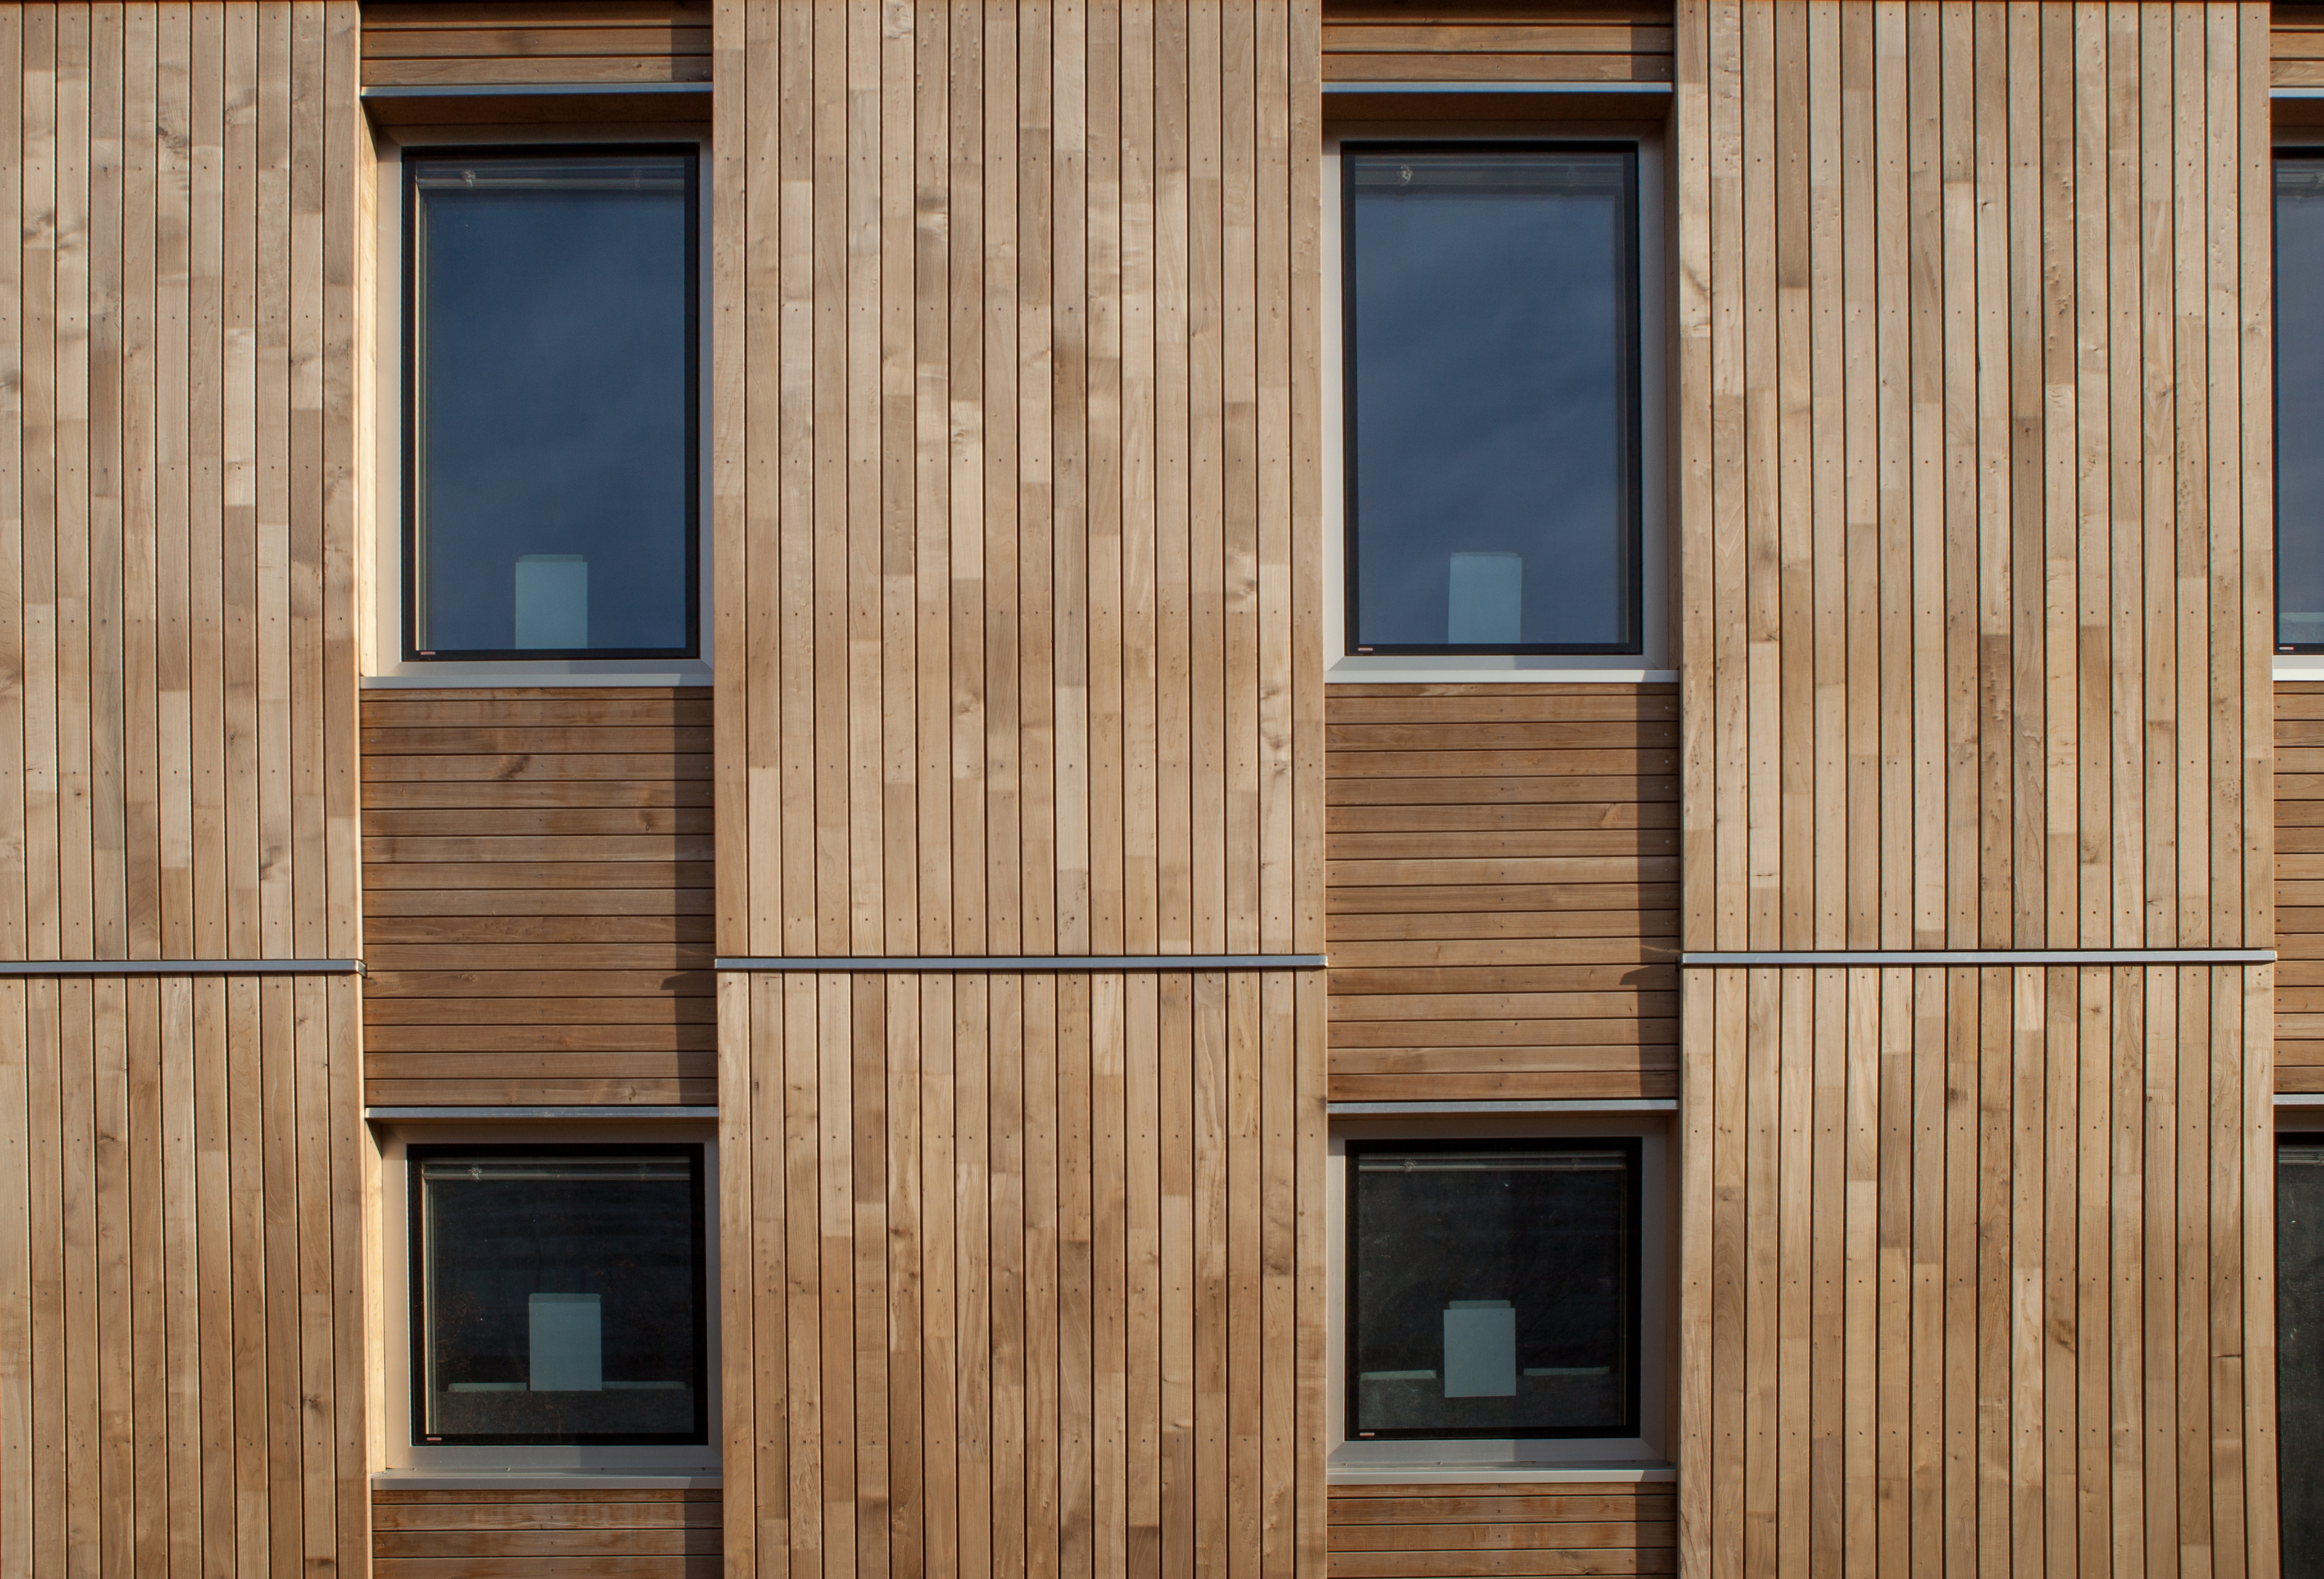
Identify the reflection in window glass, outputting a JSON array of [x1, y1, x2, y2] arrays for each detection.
[[408, 151, 697, 658], [412, 1148, 706, 1444], [1347, 1141, 1638, 1439], [1343, 147, 1640, 654], [2284, 159, 2324, 649], [2283, 1140, 2324, 1568]]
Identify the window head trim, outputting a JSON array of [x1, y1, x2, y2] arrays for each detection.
[[1338, 139, 1646, 658], [400, 142, 704, 664], [406, 1140, 711, 1448]]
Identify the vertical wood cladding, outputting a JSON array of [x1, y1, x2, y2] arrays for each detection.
[[0, 5, 369, 1577], [359, 686, 716, 1106], [1673, 5, 2276, 1576], [707, 1, 1328, 1575], [1325, 1481, 1677, 1578], [1325, 683, 1680, 1102], [1320, 3, 1673, 84], [358, 0, 711, 88], [372, 1486, 722, 1578]]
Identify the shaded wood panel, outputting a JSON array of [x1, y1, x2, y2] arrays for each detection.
[[372, 1486, 721, 1579], [716, 966, 1326, 1579], [1320, 3, 1673, 83], [360, 687, 716, 1106], [2279, 681, 2324, 1091], [1326, 684, 1680, 1101], [1326, 1482, 1676, 1579], [358, 0, 711, 87]]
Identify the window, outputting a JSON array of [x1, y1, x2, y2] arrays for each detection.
[[408, 1144, 709, 1447], [404, 147, 699, 661], [2284, 155, 2324, 652], [2283, 1136, 2324, 1567], [1340, 144, 1643, 657], [1345, 1137, 1641, 1442]]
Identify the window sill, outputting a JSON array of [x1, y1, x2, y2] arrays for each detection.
[[372, 1469, 721, 1490], [1326, 655, 1674, 685], [363, 658, 713, 689]]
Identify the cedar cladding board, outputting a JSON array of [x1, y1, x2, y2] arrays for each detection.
[[372, 1487, 721, 1579], [1321, 2, 1673, 83], [2285, 681, 2324, 1093], [359, 0, 710, 87], [1326, 1483, 1676, 1578], [1326, 684, 1680, 1102], [360, 687, 715, 1107]]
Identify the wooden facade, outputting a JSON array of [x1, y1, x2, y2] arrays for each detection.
[[0, 2, 2308, 1578]]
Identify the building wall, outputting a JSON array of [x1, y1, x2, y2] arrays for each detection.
[[1673, 3, 2276, 1574]]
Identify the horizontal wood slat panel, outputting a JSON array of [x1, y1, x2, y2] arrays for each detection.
[[1326, 1483, 1676, 1579], [1326, 685, 1679, 1100], [358, 0, 710, 86], [360, 688, 714, 1106], [1320, 3, 1673, 82], [2286, 681, 2323, 1092], [371, 1488, 721, 1579]]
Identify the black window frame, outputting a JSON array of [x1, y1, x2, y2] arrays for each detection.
[[1343, 1134, 1644, 1443], [401, 142, 704, 663], [1339, 139, 1646, 658], [406, 1141, 712, 1448]]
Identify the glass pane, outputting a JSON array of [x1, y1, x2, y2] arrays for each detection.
[[1344, 148, 1638, 653], [2283, 1142, 2324, 1568], [411, 152, 695, 657], [2284, 159, 2324, 649], [1348, 1143, 1636, 1438], [415, 1150, 705, 1443]]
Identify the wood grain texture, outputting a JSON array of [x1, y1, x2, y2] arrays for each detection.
[[1326, 1482, 1676, 1579], [2279, 681, 2324, 1092], [360, 687, 716, 1105], [1318, 2, 1672, 83], [357, 0, 710, 86], [372, 1487, 721, 1579]]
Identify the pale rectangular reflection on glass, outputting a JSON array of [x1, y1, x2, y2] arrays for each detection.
[[408, 150, 697, 659], [1343, 146, 1640, 655], [2281, 157, 2324, 650], [413, 1149, 706, 1444], [1347, 1142, 1638, 1439]]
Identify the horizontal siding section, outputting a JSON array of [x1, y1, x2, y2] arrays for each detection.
[[358, 0, 710, 87], [1321, 3, 1673, 84], [1326, 684, 1680, 1101], [2285, 681, 2324, 1092], [1326, 1482, 1676, 1577], [2280, 5, 2324, 88], [361, 687, 714, 1106], [372, 1487, 721, 1579]]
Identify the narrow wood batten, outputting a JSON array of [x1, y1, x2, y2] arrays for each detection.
[[1673, 3, 2277, 1574], [0, 4, 370, 1574]]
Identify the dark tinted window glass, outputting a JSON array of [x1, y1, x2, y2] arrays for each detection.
[[2284, 159, 2324, 649], [1343, 147, 1639, 654], [2283, 1140, 2324, 1567], [1348, 1141, 1638, 1439], [412, 1148, 706, 1444], [409, 151, 697, 658]]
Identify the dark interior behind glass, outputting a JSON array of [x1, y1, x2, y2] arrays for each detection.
[[1348, 1139, 1639, 1439], [412, 1146, 707, 1444], [2283, 1139, 2324, 1567], [2284, 157, 2324, 651], [407, 148, 697, 660], [1342, 145, 1641, 655]]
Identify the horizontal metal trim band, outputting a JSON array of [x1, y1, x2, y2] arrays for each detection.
[[0, 958, 363, 977], [1330, 1099, 1676, 1116], [360, 81, 711, 99], [1323, 80, 1673, 95], [2275, 1094, 2324, 1110], [1683, 948, 2273, 967], [367, 1107, 716, 1122], [716, 954, 1327, 973]]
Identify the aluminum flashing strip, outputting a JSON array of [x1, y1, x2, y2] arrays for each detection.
[[366, 1107, 718, 1122], [359, 82, 712, 98], [1329, 1099, 1677, 1116], [1681, 948, 2274, 967], [715, 954, 1328, 972], [0, 957, 364, 976]]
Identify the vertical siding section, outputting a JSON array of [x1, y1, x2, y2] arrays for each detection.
[[0, 3, 368, 1574], [710, 3, 1327, 1575], [1672, 4, 2276, 1575]]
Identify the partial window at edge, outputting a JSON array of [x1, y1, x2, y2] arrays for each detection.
[[2282, 1137, 2324, 1569], [406, 148, 699, 661], [2282, 155, 2324, 652], [1342, 145, 1643, 656]]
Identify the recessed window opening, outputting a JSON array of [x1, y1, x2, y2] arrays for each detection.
[[409, 1144, 710, 1447], [2281, 155, 2324, 653], [2281, 1135, 2324, 1567], [1341, 144, 1643, 656], [1345, 1137, 1642, 1441], [404, 147, 700, 661]]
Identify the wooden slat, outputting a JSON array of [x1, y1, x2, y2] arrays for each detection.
[[357, 0, 709, 87]]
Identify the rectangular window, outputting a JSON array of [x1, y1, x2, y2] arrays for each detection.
[[2284, 1137, 2324, 1568], [2284, 155, 2324, 651], [1346, 1138, 1640, 1441], [405, 148, 699, 661], [409, 1145, 708, 1446], [1341, 145, 1642, 656]]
